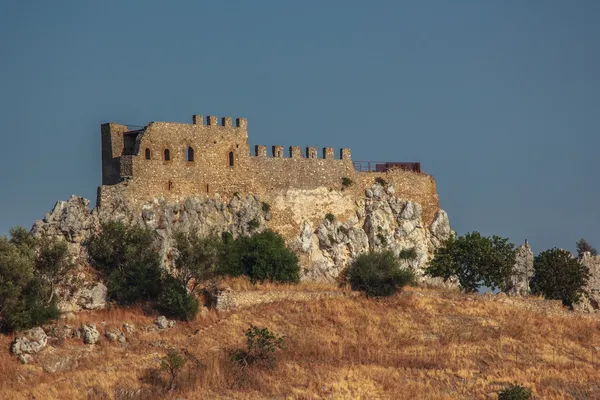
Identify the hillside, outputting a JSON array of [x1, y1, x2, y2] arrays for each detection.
[[2, 283, 599, 399]]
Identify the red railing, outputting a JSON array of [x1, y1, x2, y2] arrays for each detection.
[[353, 161, 421, 173]]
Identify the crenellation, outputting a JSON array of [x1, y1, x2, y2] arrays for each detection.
[[222, 117, 232, 127], [192, 114, 203, 125], [236, 117, 247, 129], [207, 116, 219, 126], [255, 145, 267, 157], [289, 146, 303, 158], [340, 148, 351, 160], [323, 147, 334, 159], [306, 147, 318, 159], [272, 145, 284, 158]]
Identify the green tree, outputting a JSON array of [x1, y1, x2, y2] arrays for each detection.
[[161, 349, 187, 391], [576, 238, 598, 257], [0, 228, 61, 332], [348, 250, 415, 297], [172, 230, 221, 293], [35, 236, 71, 303], [157, 276, 199, 321], [425, 232, 516, 292], [232, 325, 285, 368], [88, 221, 163, 304], [530, 248, 589, 307]]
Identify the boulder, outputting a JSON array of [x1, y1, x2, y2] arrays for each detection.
[[82, 324, 100, 344], [11, 327, 48, 355], [155, 316, 169, 329], [506, 242, 534, 296]]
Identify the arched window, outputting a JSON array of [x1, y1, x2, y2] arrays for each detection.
[[187, 146, 194, 162], [145, 148, 151, 160], [164, 149, 170, 161], [229, 151, 234, 167]]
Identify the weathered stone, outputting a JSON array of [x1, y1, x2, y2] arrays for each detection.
[[575, 252, 600, 312], [155, 316, 169, 329], [18, 354, 34, 364], [11, 327, 48, 355], [506, 242, 533, 296], [82, 324, 100, 344]]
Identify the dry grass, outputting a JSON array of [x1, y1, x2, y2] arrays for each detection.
[[2, 287, 600, 399]]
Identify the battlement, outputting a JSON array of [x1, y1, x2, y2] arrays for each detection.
[[252, 145, 352, 160], [192, 114, 247, 128]]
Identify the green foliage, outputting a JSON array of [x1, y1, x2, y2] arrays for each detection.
[[172, 230, 221, 292], [247, 218, 260, 231], [531, 248, 589, 307], [398, 247, 418, 261], [0, 228, 63, 332], [498, 383, 532, 400], [219, 230, 300, 283], [375, 177, 387, 186], [425, 232, 516, 293], [325, 213, 335, 223], [36, 236, 72, 302], [576, 238, 598, 257], [348, 250, 415, 297], [261, 202, 271, 213], [341, 177, 353, 188], [161, 349, 187, 391], [88, 221, 163, 304], [232, 325, 285, 367], [157, 277, 199, 321]]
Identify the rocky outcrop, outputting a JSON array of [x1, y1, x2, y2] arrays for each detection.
[[506, 242, 533, 296], [82, 323, 100, 344], [155, 316, 176, 329], [574, 252, 600, 312], [31, 184, 452, 305]]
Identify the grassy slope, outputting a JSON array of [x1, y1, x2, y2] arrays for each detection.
[[1, 286, 600, 399]]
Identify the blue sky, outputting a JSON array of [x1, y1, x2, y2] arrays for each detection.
[[1, 1, 598, 254]]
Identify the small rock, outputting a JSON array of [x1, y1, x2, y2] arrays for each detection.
[[11, 327, 48, 355], [155, 316, 169, 329], [18, 354, 34, 364], [167, 320, 176, 328], [122, 323, 135, 333], [82, 323, 100, 344]]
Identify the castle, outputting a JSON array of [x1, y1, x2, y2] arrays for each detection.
[[99, 114, 439, 225]]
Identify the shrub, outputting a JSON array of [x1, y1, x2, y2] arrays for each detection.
[[325, 213, 335, 223], [247, 218, 260, 231], [157, 277, 199, 321], [161, 349, 187, 391], [261, 202, 271, 213], [375, 177, 387, 186], [219, 230, 300, 283], [88, 221, 163, 304], [341, 177, 353, 188], [232, 325, 285, 368], [498, 383, 532, 400], [530, 248, 589, 307], [576, 238, 598, 257], [348, 250, 415, 297], [425, 232, 516, 293], [172, 230, 221, 293], [398, 247, 418, 261], [0, 228, 63, 332]]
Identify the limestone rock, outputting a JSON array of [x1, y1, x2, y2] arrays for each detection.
[[575, 252, 600, 312], [506, 242, 533, 296], [155, 316, 169, 329], [82, 324, 100, 344], [11, 327, 48, 355], [18, 354, 34, 364]]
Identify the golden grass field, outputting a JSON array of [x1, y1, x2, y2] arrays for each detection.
[[1, 283, 600, 399]]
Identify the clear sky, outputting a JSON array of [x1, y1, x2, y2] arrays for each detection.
[[1, 1, 598, 255]]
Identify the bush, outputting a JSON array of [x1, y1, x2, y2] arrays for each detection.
[[348, 250, 415, 297], [219, 230, 300, 284], [425, 232, 516, 292], [341, 177, 353, 188], [247, 218, 260, 231], [498, 383, 532, 400], [398, 247, 418, 261], [0, 228, 64, 332], [232, 325, 285, 368], [157, 277, 199, 321], [261, 202, 271, 213], [161, 349, 187, 391], [88, 221, 163, 304], [325, 213, 335, 223], [530, 248, 589, 307]]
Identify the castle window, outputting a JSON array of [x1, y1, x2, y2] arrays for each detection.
[[187, 146, 194, 162], [164, 149, 171, 161], [145, 148, 151, 160], [229, 151, 234, 167]]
